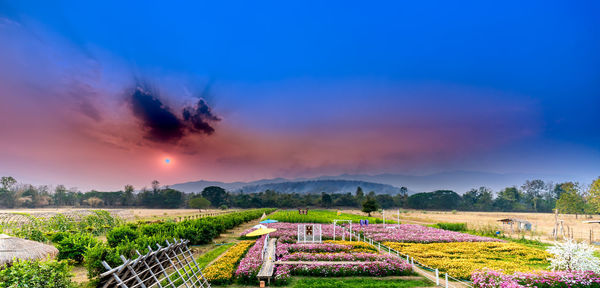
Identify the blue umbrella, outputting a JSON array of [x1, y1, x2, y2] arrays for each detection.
[[260, 219, 278, 224]]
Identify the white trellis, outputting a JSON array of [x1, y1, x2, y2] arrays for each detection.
[[297, 224, 322, 243], [382, 209, 400, 229], [100, 239, 211, 288], [332, 219, 353, 241]]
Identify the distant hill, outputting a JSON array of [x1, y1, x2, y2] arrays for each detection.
[[170, 171, 580, 195], [170, 179, 406, 195], [236, 180, 404, 195]]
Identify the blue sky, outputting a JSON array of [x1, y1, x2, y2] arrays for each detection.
[[0, 1, 598, 190]]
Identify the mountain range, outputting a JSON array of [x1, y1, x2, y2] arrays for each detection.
[[170, 171, 582, 195]]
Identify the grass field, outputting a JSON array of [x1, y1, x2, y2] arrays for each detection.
[[290, 277, 434, 288], [268, 209, 397, 224], [196, 243, 235, 269]]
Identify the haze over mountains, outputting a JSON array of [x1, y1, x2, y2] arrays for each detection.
[[170, 171, 581, 195]]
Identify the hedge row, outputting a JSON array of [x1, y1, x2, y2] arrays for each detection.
[[84, 208, 275, 280]]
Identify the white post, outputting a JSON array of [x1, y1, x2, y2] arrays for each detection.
[[333, 221, 336, 241], [378, 242, 381, 251], [435, 268, 439, 285], [406, 254, 409, 262], [388, 246, 390, 254], [297, 225, 300, 242], [411, 257, 414, 268], [350, 222, 352, 241], [445, 273, 448, 288]]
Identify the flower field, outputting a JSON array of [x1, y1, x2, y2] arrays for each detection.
[[354, 224, 502, 243], [203, 240, 254, 284], [200, 211, 597, 287], [270, 238, 412, 282], [472, 269, 600, 288], [384, 242, 550, 279], [235, 235, 268, 283]]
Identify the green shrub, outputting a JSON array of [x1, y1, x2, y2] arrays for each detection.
[[50, 231, 70, 243], [15, 225, 47, 242], [57, 233, 100, 264], [107, 225, 140, 247], [0, 259, 75, 288], [435, 222, 467, 232]]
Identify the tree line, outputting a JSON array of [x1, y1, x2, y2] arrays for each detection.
[[1, 176, 599, 215]]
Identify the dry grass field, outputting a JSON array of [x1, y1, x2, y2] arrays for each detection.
[[342, 209, 600, 243]]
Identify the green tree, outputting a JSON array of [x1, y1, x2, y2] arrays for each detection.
[[122, 184, 135, 206], [588, 177, 600, 214], [556, 182, 585, 218], [355, 186, 364, 206], [320, 192, 333, 208], [53, 185, 68, 206], [1, 176, 16, 191], [201, 186, 229, 207], [494, 187, 524, 211], [362, 197, 378, 216], [0, 176, 17, 208], [522, 179, 546, 212], [188, 197, 211, 210]]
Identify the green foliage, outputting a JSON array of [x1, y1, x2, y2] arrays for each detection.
[[269, 209, 389, 224], [57, 233, 100, 264], [556, 182, 585, 216], [188, 196, 211, 210], [408, 190, 461, 210], [434, 222, 467, 232], [78, 210, 122, 235], [0, 259, 75, 288], [107, 225, 140, 247], [362, 198, 379, 216], [292, 277, 433, 288], [202, 186, 229, 207], [48, 214, 76, 232]]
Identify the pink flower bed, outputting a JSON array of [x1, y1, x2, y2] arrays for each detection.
[[281, 242, 361, 253], [353, 224, 504, 243], [272, 236, 412, 282], [471, 269, 600, 288], [281, 252, 392, 262], [274, 257, 412, 278], [242, 222, 501, 244], [234, 235, 267, 283]]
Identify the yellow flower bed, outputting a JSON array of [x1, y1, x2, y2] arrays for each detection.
[[324, 240, 378, 252], [384, 242, 550, 279], [203, 240, 254, 284]]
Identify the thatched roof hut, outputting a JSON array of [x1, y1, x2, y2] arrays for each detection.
[[0, 234, 59, 266]]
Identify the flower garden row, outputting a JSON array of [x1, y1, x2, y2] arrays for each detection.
[[203, 235, 414, 285], [206, 217, 600, 288]]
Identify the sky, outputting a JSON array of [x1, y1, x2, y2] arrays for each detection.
[[0, 1, 599, 191]]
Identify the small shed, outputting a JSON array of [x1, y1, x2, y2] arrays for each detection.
[[498, 218, 532, 231], [0, 234, 59, 266]]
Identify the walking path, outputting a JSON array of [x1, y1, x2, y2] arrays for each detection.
[[257, 238, 278, 283]]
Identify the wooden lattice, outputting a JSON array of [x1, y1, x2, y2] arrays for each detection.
[[100, 239, 211, 288]]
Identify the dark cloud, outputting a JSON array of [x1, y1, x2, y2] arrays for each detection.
[[183, 99, 221, 135], [130, 87, 185, 143], [129, 85, 220, 143]]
